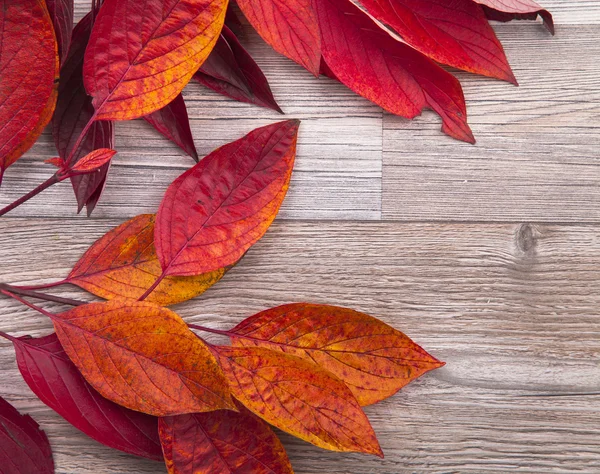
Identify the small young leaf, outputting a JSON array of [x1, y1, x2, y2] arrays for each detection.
[[155, 120, 299, 277], [476, 0, 554, 34], [52, 300, 234, 416], [229, 303, 445, 406], [68, 214, 229, 306], [195, 26, 282, 113], [143, 94, 199, 161], [0, 0, 59, 181], [53, 11, 114, 215], [45, 0, 74, 65], [84, 0, 228, 120], [0, 395, 54, 473], [236, 0, 321, 76], [71, 148, 116, 173], [159, 405, 294, 474], [213, 345, 383, 457], [5, 333, 163, 461], [315, 0, 474, 143], [359, 0, 516, 83]]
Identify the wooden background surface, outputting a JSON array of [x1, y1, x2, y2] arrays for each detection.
[[0, 2, 599, 472]]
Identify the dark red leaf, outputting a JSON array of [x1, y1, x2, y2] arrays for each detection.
[[225, 2, 244, 36], [3, 333, 163, 461], [236, 0, 321, 75], [195, 26, 282, 113], [45, 0, 74, 65], [52, 11, 114, 215], [359, 0, 516, 83], [476, 0, 554, 34], [314, 0, 474, 143], [159, 406, 294, 474], [0, 394, 54, 473], [143, 94, 199, 161]]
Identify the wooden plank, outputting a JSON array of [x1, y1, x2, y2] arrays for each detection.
[[0, 219, 598, 473], [383, 25, 600, 223]]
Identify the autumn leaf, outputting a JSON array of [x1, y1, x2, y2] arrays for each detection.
[[67, 214, 229, 306], [0, 395, 54, 473], [53, 11, 114, 215], [70, 148, 116, 173], [46, 0, 74, 65], [228, 303, 445, 406], [0, 0, 59, 184], [360, 0, 516, 83], [84, 0, 228, 120], [143, 94, 199, 161], [236, 0, 321, 75], [1, 332, 163, 461], [195, 25, 282, 112], [212, 345, 383, 457], [476, 0, 554, 34], [154, 120, 299, 278], [160, 404, 294, 474], [314, 0, 474, 143], [50, 300, 234, 416]]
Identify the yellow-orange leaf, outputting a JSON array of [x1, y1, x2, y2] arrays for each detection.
[[83, 0, 228, 120], [229, 303, 445, 406], [67, 214, 228, 306], [213, 345, 382, 457], [52, 300, 234, 416]]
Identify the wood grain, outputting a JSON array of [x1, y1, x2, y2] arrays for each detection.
[[0, 220, 599, 473]]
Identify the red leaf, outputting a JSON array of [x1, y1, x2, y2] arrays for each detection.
[[83, 0, 228, 120], [143, 94, 199, 161], [53, 11, 114, 215], [0, 0, 59, 182], [155, 120, 299, 277], [45, 157, 66, 169], [195, 25, 282, 113], [236, 0, 321, 75], [45, 0, 74, 65], [476, 0, 554, 34], [314, 0, 474, 143], [159, 406, 294, 474], [360, 0, 516, 83], [4, 333, 163, 461], [0, 395, 54, 473], [71, 148, 116, 173]]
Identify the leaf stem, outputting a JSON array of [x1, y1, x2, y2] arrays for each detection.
[[188, 323, 233, 338], [0, 289, 56, 320], [0, 173, 61, 217], [0, 283, 86, 306], [0, 331, 17, 343], [9, 280, 68, 291], [138, 270, 168, 301]]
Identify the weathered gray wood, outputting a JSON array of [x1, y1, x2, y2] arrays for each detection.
[[0, 220, 599, 473], [383, 25, 600, 222]]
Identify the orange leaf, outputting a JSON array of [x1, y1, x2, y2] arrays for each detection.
[[71, 148, 117, 173], [159, 405, 294, 474], [0, 0, 59, 180], [67, 214, 228, 306], [83, 0, 228, 121], [52, 300, 234, 416], [155, 120, 299, 277], [229, 303, 445, 406], [213, 345, 383, 457], [236, 0, 321, 75]]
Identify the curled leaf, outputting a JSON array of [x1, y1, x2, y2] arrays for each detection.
[[67, 214, 229, 306], [46, 0, 74, 65], [360, 0, 516, 83], [84, 0, 228, 120], [230, 303, 445, 406], [0, 0, 59, 182], [159, 405, 294, 474], [52, 300, 234, 416], [476, 0, 554, 34], [71, 148, 116, 173], [236, 0, 321, 75], [315, 0, 473, 143], [4, 333, 162, 460], [213, 345, 383, 457], [0, 395, 54, 473], [155, 120, 299, 277]]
